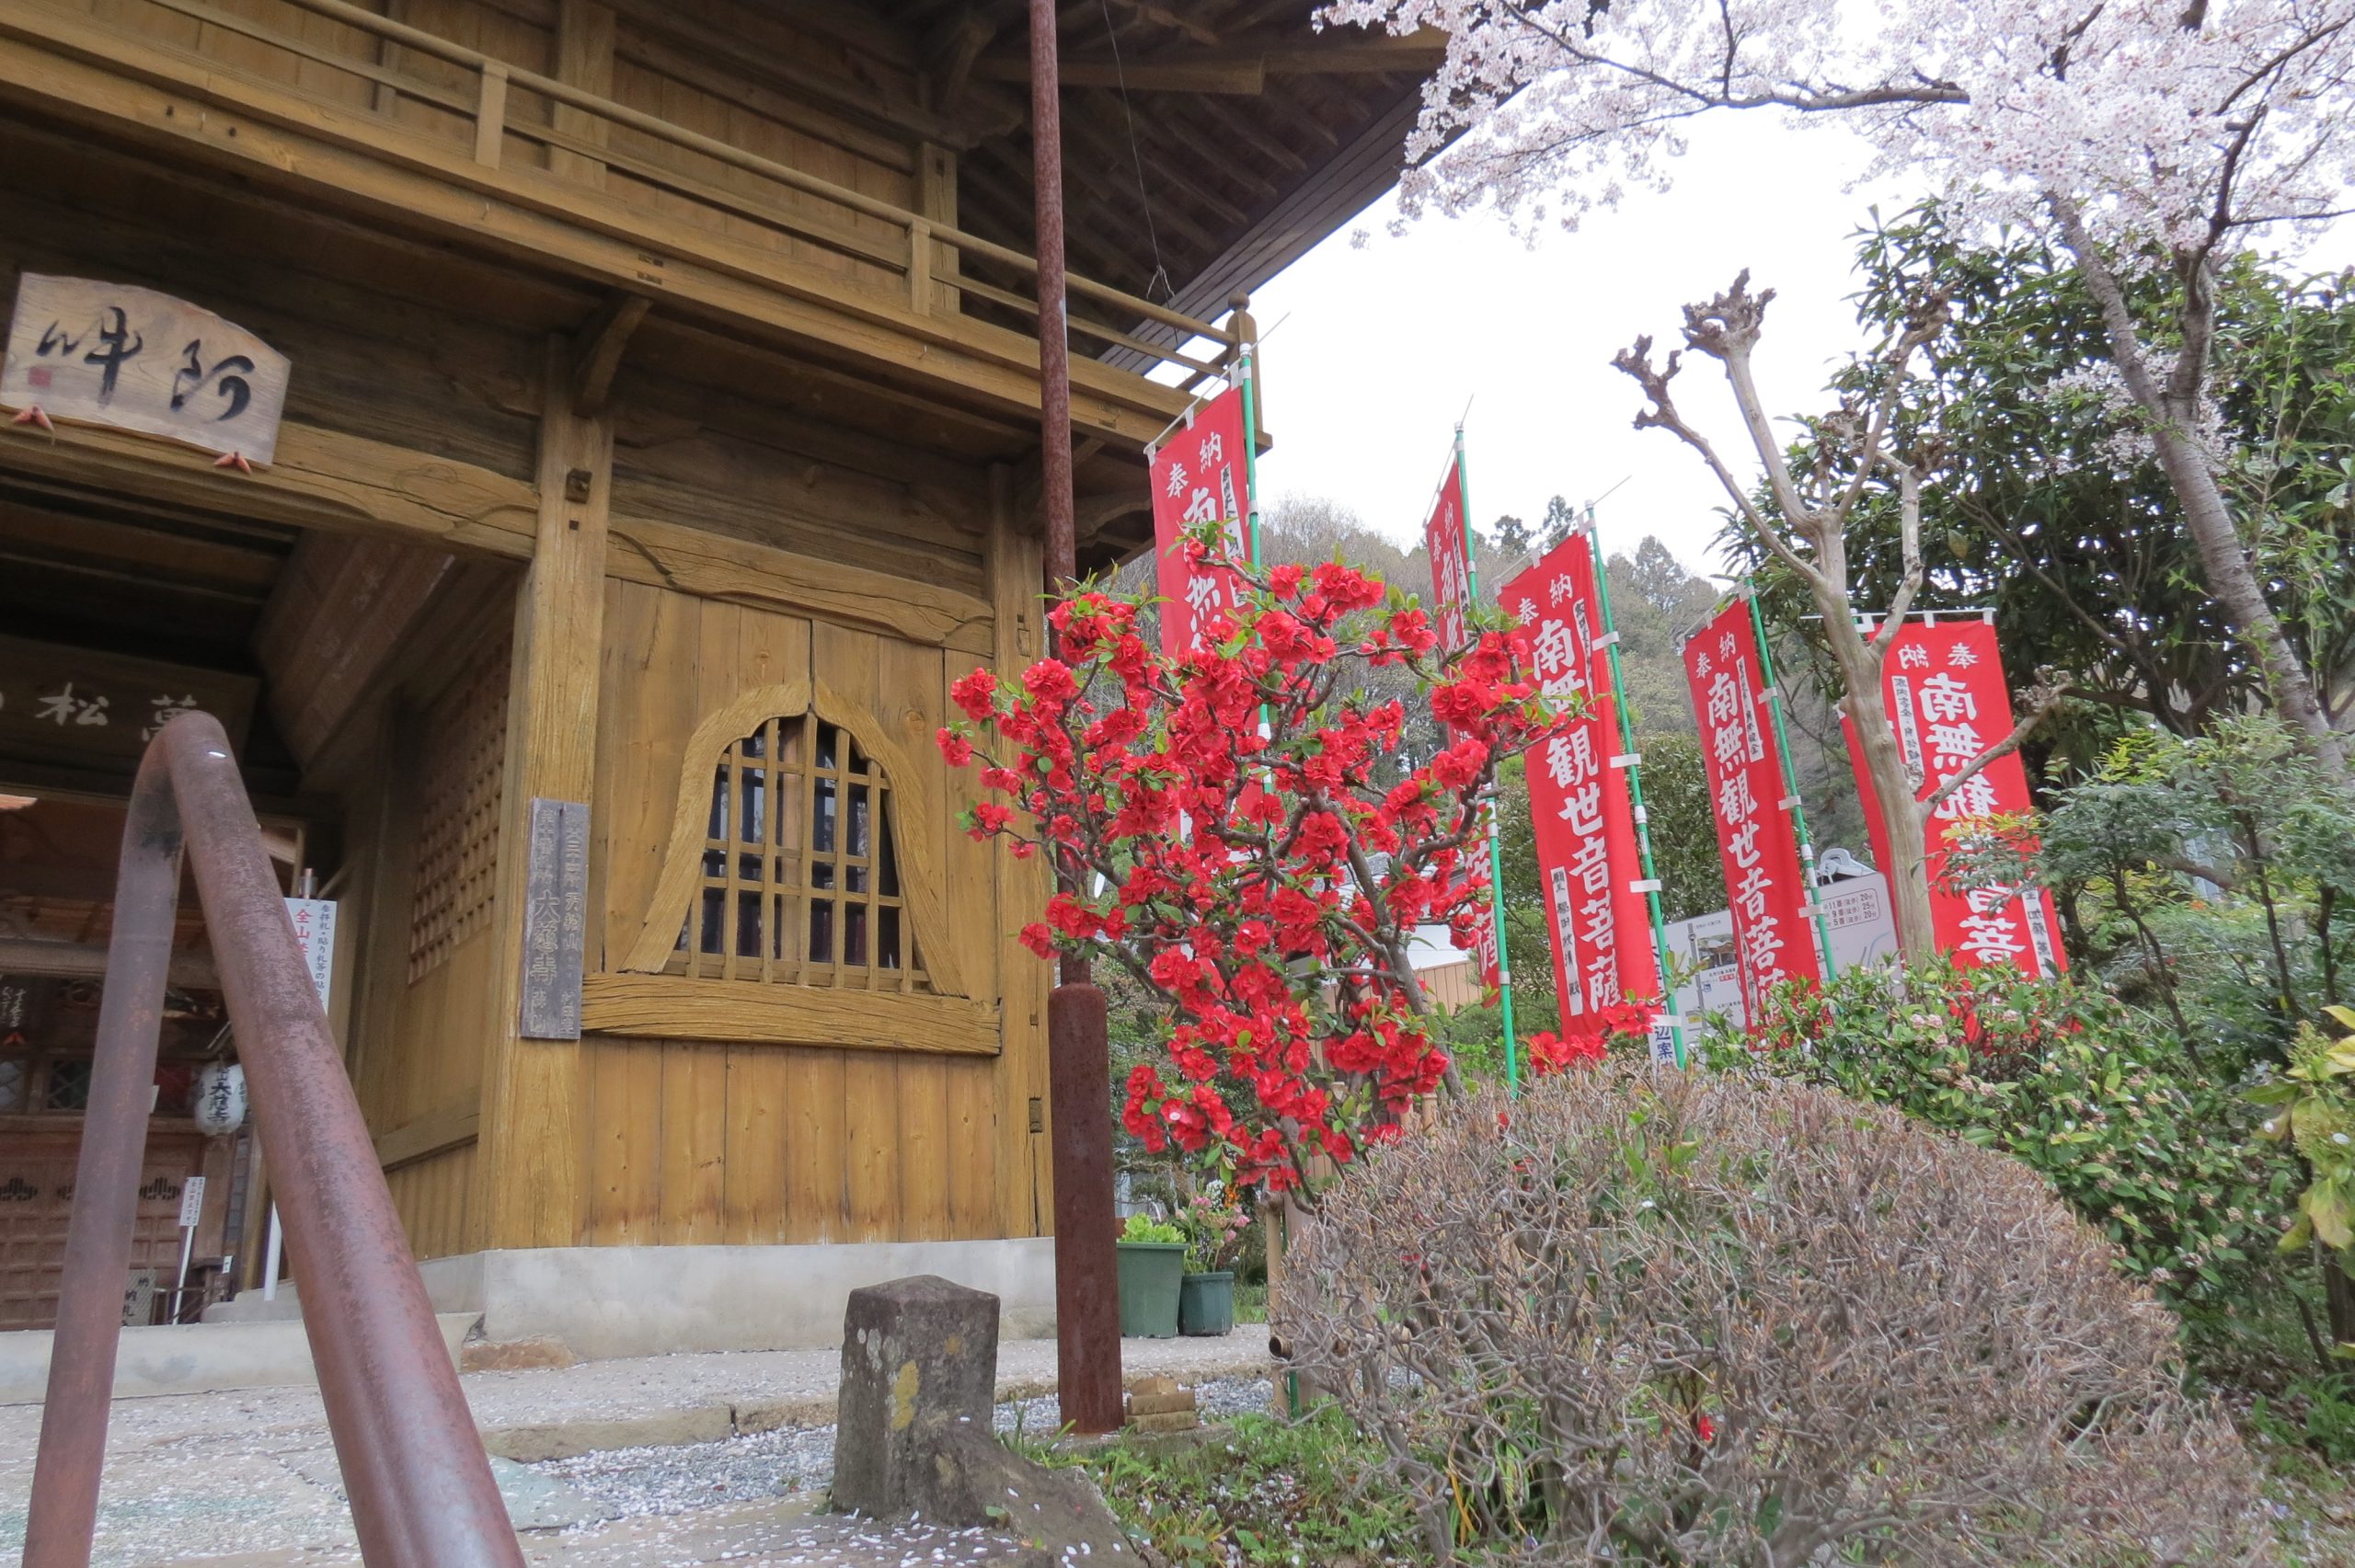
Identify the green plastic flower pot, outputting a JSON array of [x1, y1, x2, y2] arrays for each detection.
[[1178, 1270, 1235, 1337], [1115, 1241, 1185, 1338]]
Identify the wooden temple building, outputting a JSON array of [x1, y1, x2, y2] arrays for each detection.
[[0, 0, 1435, 1350]]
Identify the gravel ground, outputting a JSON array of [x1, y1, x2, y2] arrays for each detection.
[[530, 1376, 1278, 1523], [0, 1338, 1273, 1566]]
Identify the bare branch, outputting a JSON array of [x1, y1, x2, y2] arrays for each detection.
[[1611, 326, 1831, 595], [1921, 678, 2067, 813]]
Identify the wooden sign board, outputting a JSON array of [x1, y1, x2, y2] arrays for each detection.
[[519, 798, 590, 1040], [0, 274, 290, 465], [0, 633, 257, 777]]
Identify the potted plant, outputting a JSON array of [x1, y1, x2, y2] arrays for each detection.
[[1175, 1181, 1249, 1336], [1114, 1212, 1186, 1338]]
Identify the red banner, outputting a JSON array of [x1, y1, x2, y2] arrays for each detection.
[[1500, 532, 1660, 1024], [1149, 387, 1255, 658], [1683, 599, 1822, 1011], [1420, 454, 1499, 989], [1846, 617, 2067, 976], [1423, 461, 1472, 655]]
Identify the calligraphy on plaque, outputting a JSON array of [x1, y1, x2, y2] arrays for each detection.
[[0, 633, 257, 777], [519, 798, 590, 1040], [1, 274, 291, 465]]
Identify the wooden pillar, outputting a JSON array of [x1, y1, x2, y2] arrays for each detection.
[[474, 340, 611, 1250], [916, 142, 960, 316], [1228, 292, 1261, 443], [986, 467, 1051, 1239], [549, 0, 615, 187]]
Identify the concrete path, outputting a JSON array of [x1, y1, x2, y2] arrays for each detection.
[[0, 1334, 1273, 1566]]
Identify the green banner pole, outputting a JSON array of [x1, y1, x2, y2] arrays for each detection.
[[1585, 508, 1686, 1069], [1452, 426, 1519, 1093], [1742, 580, 1838, 980], [1238, 346, 1262, 567]]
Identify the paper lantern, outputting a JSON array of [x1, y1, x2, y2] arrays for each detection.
[[192, 1061, 247, 1136]]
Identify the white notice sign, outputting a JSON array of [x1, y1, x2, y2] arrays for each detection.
[[0, 274, 290, 464], [178, 1174, 206, 1230], [284, 898, 337, 1009]]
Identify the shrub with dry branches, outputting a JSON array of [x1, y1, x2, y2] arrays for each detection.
[[1281, 1071, 2271, 1565]]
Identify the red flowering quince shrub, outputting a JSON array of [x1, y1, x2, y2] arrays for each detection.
[[936, 531, 1582, 1196]]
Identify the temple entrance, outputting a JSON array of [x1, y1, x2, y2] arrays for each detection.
[[0, 473, 332, 1329]]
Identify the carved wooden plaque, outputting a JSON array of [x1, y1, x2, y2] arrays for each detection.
[[519, 798, 591, 1040], [0, 274, 291, 464], [0, 633, 257, 775]]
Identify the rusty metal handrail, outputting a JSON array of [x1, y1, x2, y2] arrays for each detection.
[[23, 713, 521, 1568]]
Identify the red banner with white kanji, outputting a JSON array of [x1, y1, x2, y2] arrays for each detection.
[[1423, 461, 1472, 655], [1149, 387, 1255, 658], [1683, 599, 1822, 1011], [1421, 453, 1498, 990], [1846, 618, 2067, 976], [1501, 532, 1660, 1024]]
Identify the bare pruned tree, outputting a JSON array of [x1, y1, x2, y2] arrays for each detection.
[[1613, 274, 2062, 962]]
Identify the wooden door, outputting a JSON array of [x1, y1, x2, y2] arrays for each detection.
[[0, 1125, 207, 1330]]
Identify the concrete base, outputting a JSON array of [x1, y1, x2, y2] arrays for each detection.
[[201, 1240, 1056, 1363], [0, 1311, 480, 1403], [403, 1240, 1059, 1361]]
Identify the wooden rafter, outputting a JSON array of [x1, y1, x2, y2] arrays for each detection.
[[971, 27, 1447, 92]]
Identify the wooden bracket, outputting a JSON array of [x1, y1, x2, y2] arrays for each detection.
[[569, 292, 650, 417]]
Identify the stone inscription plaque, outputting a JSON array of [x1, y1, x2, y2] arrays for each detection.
[[519, 798, 590, 1040]]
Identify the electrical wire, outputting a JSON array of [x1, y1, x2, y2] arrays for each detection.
[[1097, 0, 1173, 302]]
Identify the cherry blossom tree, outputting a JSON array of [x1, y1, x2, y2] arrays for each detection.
[[937, 533, 1587, 1196], [1320, 0, 2355, 773]]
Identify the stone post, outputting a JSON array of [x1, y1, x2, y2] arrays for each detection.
[[832, 1276, 1000, 1517]]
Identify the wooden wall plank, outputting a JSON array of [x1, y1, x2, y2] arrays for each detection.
[[879, 631, 950, 1242], [720, 1042, 787, 1242], [585, 1036, 663, 1242], [657, 1040, 727, 1242], [815, 617, 899, 1242]]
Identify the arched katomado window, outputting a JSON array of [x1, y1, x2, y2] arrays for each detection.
[[671, 715, 926, 990], [613, 677, 970, 1013]]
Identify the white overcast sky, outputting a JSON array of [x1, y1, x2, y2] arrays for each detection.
[[1235, 113, 2355, 585]]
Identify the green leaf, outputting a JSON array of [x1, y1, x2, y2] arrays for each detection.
[[2305, 1186, 2354, 1252]]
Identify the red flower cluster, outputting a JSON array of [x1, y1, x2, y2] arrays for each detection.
[[1524, 1001, 1654, 1074], [936, 529, 1579, 1195]]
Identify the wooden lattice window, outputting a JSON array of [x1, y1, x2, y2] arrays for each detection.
[[669, 715, 926, 990], [407, 644, 509, 982]]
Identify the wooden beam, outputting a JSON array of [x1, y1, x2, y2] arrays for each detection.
[[0, 936, 219, 989], [569, 292, 650, 416], [474, 338, 609, 1251], [373, 1095, 482, 1169], [578, 974, 1002, 1054], [0, 415, 541, 560], [975, 29, 1449, 86], [606, 512, 994, 655], [0, 406, 994, 652], [926, 9, 998, 116]]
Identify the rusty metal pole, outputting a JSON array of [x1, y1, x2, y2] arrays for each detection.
[[1030, 0, 1122, 1436], [24, 715, 523, 1568], [24, 750, 184, 1568]]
